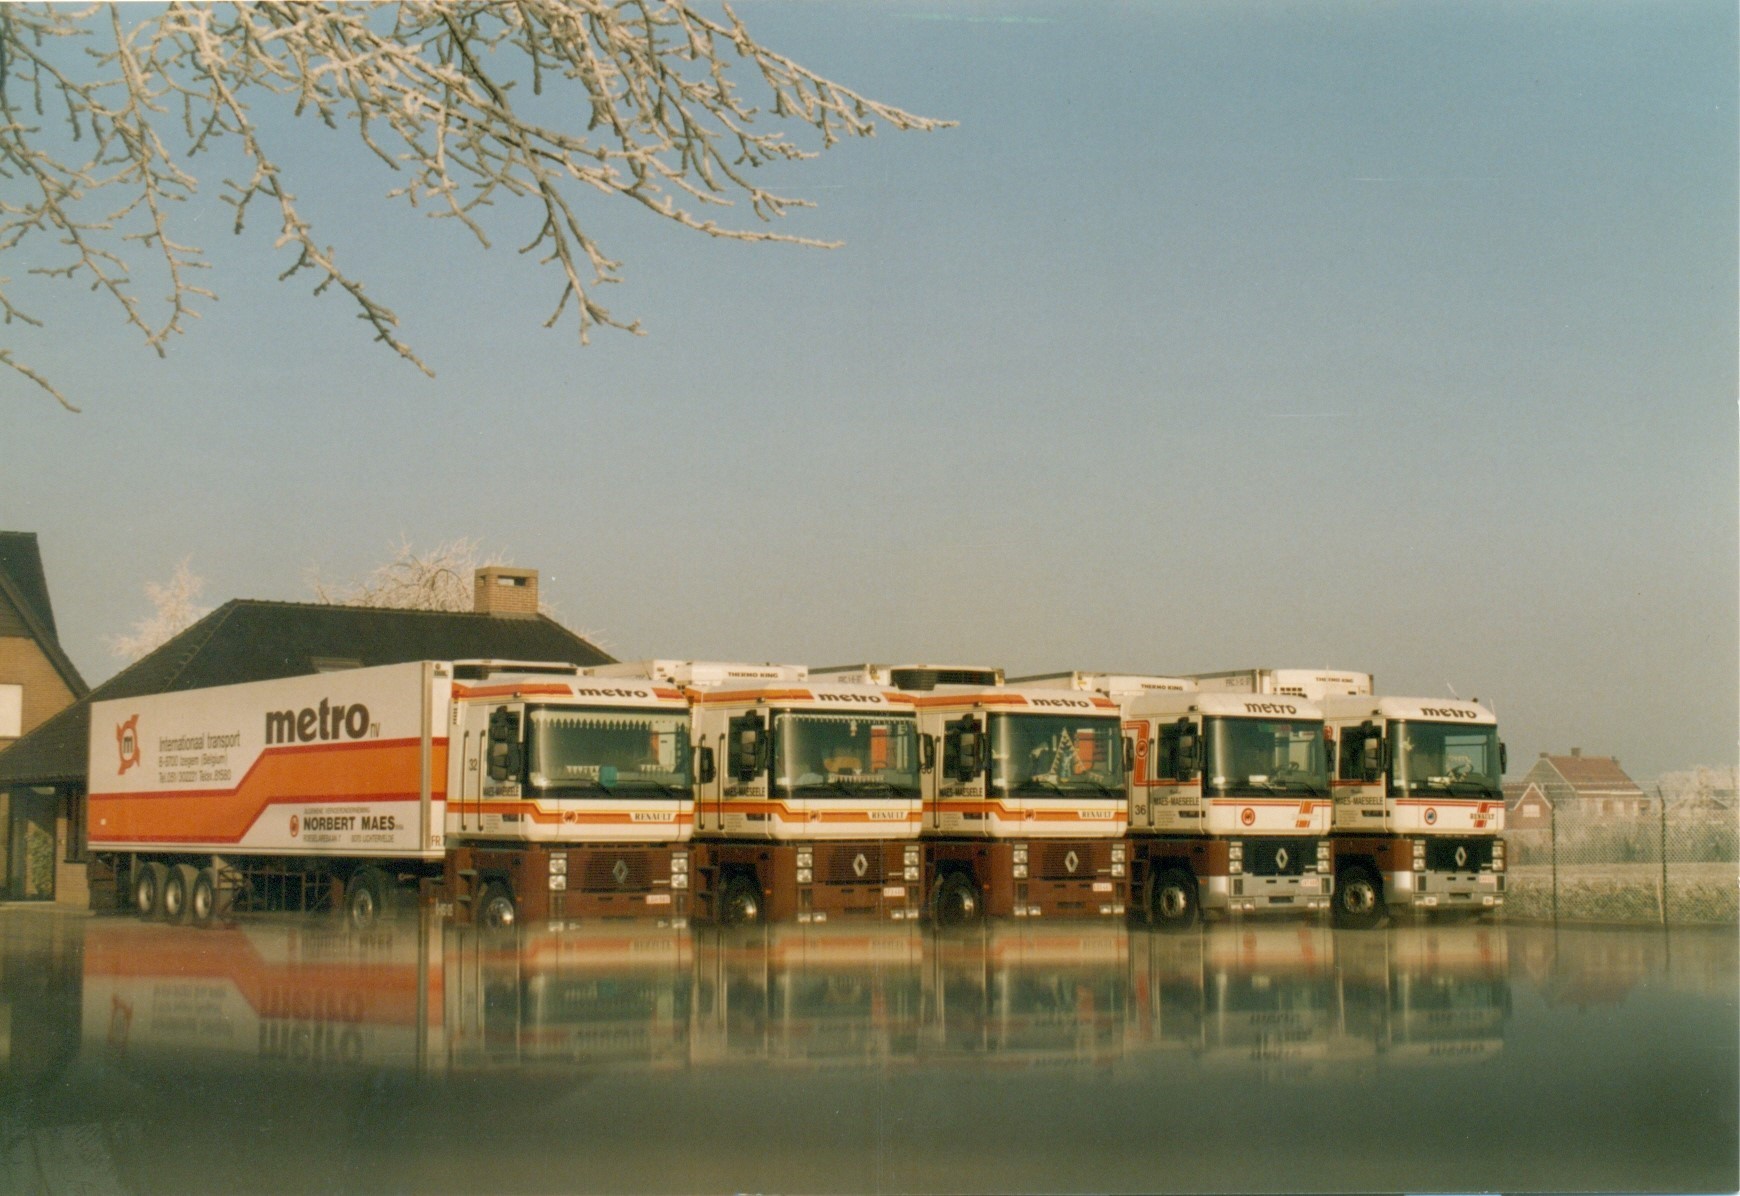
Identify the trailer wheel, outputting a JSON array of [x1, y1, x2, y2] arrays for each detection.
[[476, 882, 517, 930], [719, 875, 763, 925], [163, 863, 198, 924], [134, 861, 168, 920], [190, 867, 222, 926], [1148, 867, 1199, 931], [344, 867, 390, 928], [1334, 863, 1386, 929], [930, 871, 982, 925]]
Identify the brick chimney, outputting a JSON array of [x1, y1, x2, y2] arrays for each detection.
[[474, 567, 539, 617]]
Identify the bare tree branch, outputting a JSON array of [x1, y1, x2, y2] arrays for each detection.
[[0, 1, 951, 408]]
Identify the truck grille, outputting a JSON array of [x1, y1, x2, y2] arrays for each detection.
[[1247, 838, 1313, 877], [1425, 837, 1495, 872], [1036, 844, 1101, 880], [581, 853, 652, 891], [821, 845, 884, 885]]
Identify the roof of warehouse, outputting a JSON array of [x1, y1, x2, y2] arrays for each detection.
[[0, 599, 613, 786]]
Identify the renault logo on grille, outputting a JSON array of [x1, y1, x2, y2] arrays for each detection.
[[852, 852, 869, 878], [1275, 848, 1290, 871], [1065, 850, 1079, 873], [1455, 846, 1468, 869], [612, 858, 630, 885]]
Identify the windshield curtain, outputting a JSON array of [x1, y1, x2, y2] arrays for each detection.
[[1390, 721, 1503, 798], [527, 707, 691, 798], [989, 713, 1126, 797], [775, 712, 920, 798], [1204, 717, 1327, 796]]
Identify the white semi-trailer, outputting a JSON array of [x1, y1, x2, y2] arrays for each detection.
[[88, 660, 695, 928]]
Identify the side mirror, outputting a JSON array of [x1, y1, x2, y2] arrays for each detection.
[[487, 708, 523, 783], [1499, 741, 1508, 774], [733, 723, 768, 783], [955, 727, 983, 783], [1178, 733, 1200, 776], [1361, 736, 1383, 782], [698, 745, 716, 785], [1123, 736, 1135, 776], [920, 735, 936, 774]]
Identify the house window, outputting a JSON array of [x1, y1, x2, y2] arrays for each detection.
[[0, 683, 21, 739], [1522, 802, 1541, 818]]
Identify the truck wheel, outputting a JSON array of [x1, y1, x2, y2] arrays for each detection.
[[134, 861, 168, 919], [476, 882, 517, 930], [1148, 868, 1199, 930], [930, 871, 982, 925], [1334, 864, 1386, 929], [344, 867, 390, 928], [719, 875, 763, 925], [190, 867, 222, 926], [163, 863, 197, 924]]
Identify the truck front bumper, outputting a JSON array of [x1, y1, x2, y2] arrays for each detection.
[[1203, 872, 1334, 915], [1385, 869, 1505, 912]]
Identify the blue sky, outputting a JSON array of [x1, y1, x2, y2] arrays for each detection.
[[3, 0, 1734, 782]]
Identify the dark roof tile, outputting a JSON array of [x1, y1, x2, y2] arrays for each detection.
[[0, 599, 612, 785]]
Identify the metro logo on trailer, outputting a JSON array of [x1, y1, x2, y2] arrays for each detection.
[[116, 714, 141, 775]]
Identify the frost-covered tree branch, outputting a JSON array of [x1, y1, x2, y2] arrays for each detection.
[[0, 2, 950, 410], [108, 557, 210, 661]]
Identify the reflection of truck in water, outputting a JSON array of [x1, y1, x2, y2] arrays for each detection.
[[925, 923, 1128, 1065], [446, 922, 693, 1072], [88, 661, 695, 928], [690, 923, 926, 1067], [81, 917, 444, 1074], [1331, 924, 1511, 1064], [1126, 923, 1338, 1080]]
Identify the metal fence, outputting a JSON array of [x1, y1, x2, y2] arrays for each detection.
[[1504, 801, 1738, 924]]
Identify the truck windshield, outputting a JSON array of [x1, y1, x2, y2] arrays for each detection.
[[527, 707, 691, 798], [989, 713, 1126, 798], [1390, 721, 1502, 799], [1204, 717, 1328, 797], [775, 712, 920, 798]]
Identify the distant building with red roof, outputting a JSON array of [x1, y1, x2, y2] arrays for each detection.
[[1503, 748, 1653, 828]]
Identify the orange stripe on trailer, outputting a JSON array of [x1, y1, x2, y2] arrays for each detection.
[[90, 738, 447, 846], [687, 687, 816, 704], [452, 682, 575, 699]]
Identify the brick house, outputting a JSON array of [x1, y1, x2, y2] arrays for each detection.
[[0, 533, 89, 903], [0, 567, 610, 908], [1504, 749, 1652, 829]]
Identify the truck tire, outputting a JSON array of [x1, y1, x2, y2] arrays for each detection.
[[344, 867, 390, 928], [163, 863, 198, 924], [134, 861, 168, 919], [190, 867, 222, 926], [1334, 863, 1386, 929], [1147, 867, 1199, 931], [476, 881, 517, 930], [719, 875, 763, 925], [930, 871, 982, 925]]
